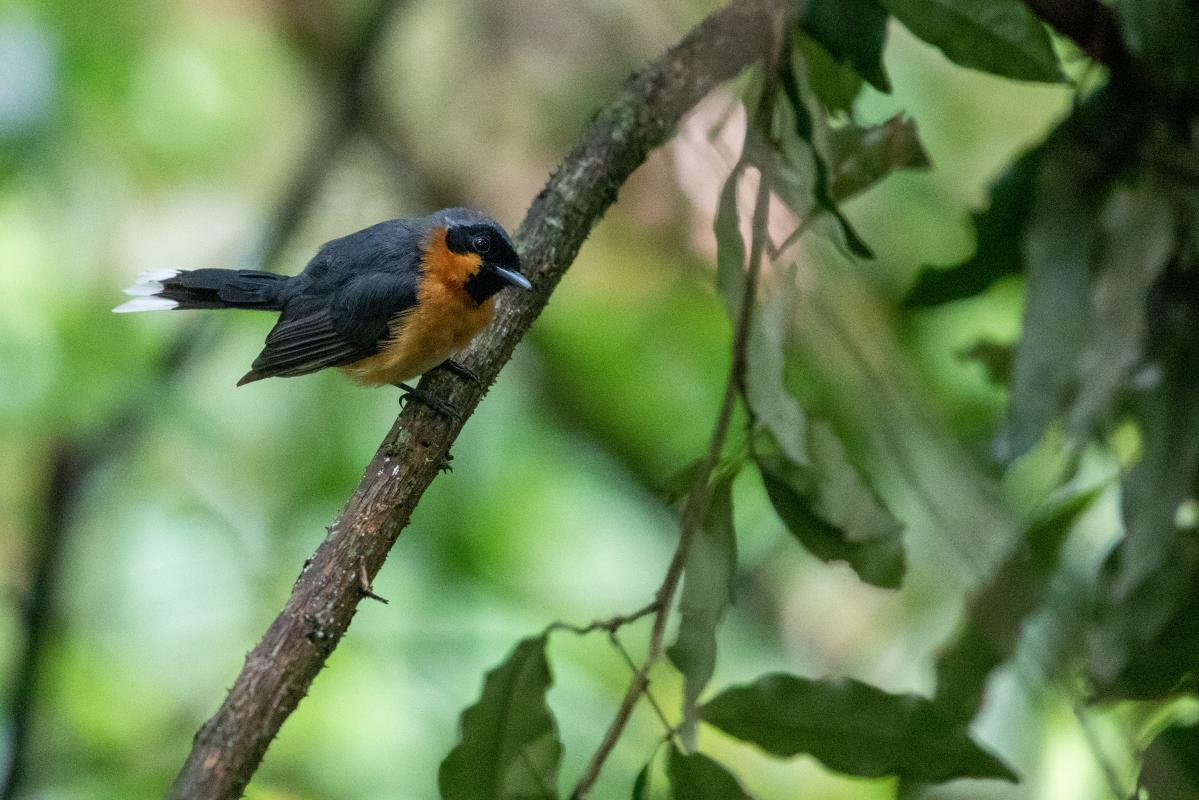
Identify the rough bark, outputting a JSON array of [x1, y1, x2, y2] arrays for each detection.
[[166, 1, 781, 797]]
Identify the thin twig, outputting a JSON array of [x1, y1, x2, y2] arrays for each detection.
[[544, 601, 661, 637], [568, 37, 784, 797], [607, 631, 677, 740]]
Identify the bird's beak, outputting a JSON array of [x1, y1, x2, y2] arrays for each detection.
[[493, 265, 532, 290]]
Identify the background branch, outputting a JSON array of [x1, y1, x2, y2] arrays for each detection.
[[165, 1, 782, 797]]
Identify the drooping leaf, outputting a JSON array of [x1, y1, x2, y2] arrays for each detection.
[[779, 46, 874, 258], [1138, 720, 1199, 798], [1091, 529, 1199, 700], [756, 422, 905, 588], [799, 0, 891, 92], [714, 164, 747, 319], [439, 636, 562, 800], [745, 265, 808, 465], [1068, 175, 1176, 438], [826, 115, 931, 201], [1089, 252, 1199, 700], [1001, 85, 1150, 455], [699, 673, 1017, 783], [632, 760, 651, 800], [667, 747, 756, 799], [934, 452, 1109, 724], [1115, 0, 1199, 101], [667, 474, 737, 748], [957, 339, 1014, 387], [879, 0, 1063, 82], [904, 144, 1044, 308], [795, 33, 864, 117], [1004, 152, 1096, 456]]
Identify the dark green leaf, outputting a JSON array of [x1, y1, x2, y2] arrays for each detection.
[[1089, 244, 1199, 699], [745, 266, 808, 465], [667, 475, 737, 748], [757, 422, 905, 588], [957, 339, 1014, 387], [934, 470, 1107, 724], [826, 115, 931, 201], [1068, 176, 1176, 438], [796, 33, 864, 116], [632, 761, 651, 800], [1005, 150, 1099, 455], [904, 144, 1044, 308], [667, 747, 755, 800], [879, 0, 1063, 82], [714, 165, 747, 319], [699, 673, 1017, 783], [1138, 721, 1199, 798], [800, 0, 891, 92], [1115, 0, 1199, 100], [439, 637, 561, 800], [779, 49, 874, 258], [1091, 529, 1199, 700]]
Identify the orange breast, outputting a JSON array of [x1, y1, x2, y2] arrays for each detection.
[[340, 227, 495, 387]]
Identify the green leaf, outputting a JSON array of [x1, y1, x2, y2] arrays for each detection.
[[779, 47, 874, 258], [699, 673, 1017, 783], [714, 165, 747, 320], [826, 114, 931, 201], [1068, 175, 1176, 438], [1091, 529, 1199, 700], [667, 747, 755, 800], [667, 474, 737, 749], [1115, 0, 1199, 100], [934, 461, 1108, 724], [756, 422, 905, 588], [1089, 225, 1199, 699], [879, 0, 1063, 82], [744, 265, 808, 465], [438, 637, 562, 800], [799, 0, 891, 92], [796, 33, 864, 117], [1138, 720, 1199, 798], [632, 761, 651, 800], [904, 144, 1044, 308]]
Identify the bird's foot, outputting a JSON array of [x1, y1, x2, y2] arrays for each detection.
[[397, 382, 461, 422], [436, 359, 482, 387]]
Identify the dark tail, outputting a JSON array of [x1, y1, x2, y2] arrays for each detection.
[[113, 269, 290, 313]]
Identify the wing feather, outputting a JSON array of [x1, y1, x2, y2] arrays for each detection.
[[238, 271, 418, 386]]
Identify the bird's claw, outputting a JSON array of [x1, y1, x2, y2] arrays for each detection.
[[397, 383, 461, 421], [437, 359, 482, 387]]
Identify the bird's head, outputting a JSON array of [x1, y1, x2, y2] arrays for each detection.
[[437, 209, 530, 303]]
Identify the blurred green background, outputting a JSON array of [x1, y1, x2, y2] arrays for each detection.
[[0, 0, 1146, 798]]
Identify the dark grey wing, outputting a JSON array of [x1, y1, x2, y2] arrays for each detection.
[[238, 272, 418, 385]]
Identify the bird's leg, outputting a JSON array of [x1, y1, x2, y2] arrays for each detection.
[[395, 382, 461, 422], [435, 359, 482, 387]]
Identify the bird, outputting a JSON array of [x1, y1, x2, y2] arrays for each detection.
[[114, 208, 531, 416]]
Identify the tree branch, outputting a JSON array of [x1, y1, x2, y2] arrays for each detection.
[[165, 1, 783, 797]]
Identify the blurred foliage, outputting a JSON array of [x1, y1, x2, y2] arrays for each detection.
[[2, 0, 1198, 799]]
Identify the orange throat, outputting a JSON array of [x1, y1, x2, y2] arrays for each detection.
[[341, 227, 494, 386]]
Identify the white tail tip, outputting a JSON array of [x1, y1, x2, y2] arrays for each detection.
[[113, 296, 179, 313], [137, 269, 180, 282]]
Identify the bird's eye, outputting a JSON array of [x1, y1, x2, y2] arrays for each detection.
[[471, 234, 492, 254]]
